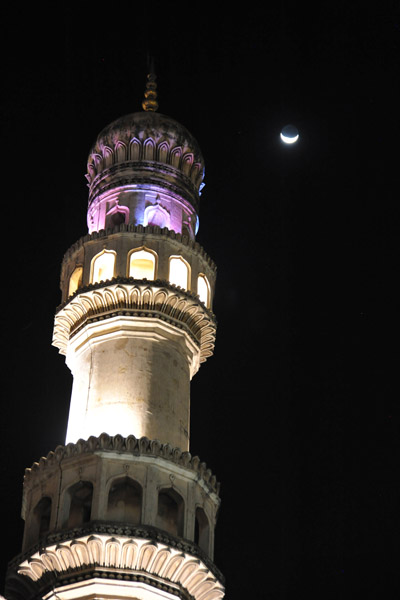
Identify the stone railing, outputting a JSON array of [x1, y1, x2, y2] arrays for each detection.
[[24, 433, 220, 495]]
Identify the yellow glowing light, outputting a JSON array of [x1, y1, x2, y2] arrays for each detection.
[[68, 266, 83, 297], [197, 274, 210, 307], [169, 256, 189, 290], [129, 249, 156, 279], [91, 250, 116, 283]]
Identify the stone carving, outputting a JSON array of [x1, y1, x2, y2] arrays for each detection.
[[86, 111, 205, 192], [53, 280, 217, 364], [23, 434, 220, 495], [14, 528, 225, 600]]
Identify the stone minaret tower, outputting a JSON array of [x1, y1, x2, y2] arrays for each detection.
[[5, 75, 224, 600]]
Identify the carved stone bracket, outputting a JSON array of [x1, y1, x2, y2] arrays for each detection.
[[8, 524, 225, 600], [53, 279, 217, 364]]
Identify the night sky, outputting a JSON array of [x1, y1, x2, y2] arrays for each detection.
[[2, 4, 400, 598]]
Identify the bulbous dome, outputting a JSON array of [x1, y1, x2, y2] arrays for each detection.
[[92, 111, 204, 164], [86, 111, 205, 195], [85, 110, 205, 237]]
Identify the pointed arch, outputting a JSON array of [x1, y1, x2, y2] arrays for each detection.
[[195, 506, 210, 554], [171, 146, 182, 168], [156, 487, 184, 537], [157, 140, 169, 163], [182, 153, 194, 175], [169, 255, 190, 290], [128, 247, 157, 280], [63, 481, 93, 529], [105, 203, 129, 228], [90, 249, 116, 284], [191, 162, 202, 184], [68, 266, 83, 298], [115, 141, 127, 162], [144, 203, 170, 229], [103, 146, 113, 167], [144, 138, 155, 161], [197, 273, 211, 308], [106, 476, 142, 525], [129, 137, 141, 161]]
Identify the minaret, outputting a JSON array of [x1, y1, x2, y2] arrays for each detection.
[[5, 75, 224, 600]]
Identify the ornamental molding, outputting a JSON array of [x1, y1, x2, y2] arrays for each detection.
[[11, 528, 224, 600], [87, 142, 203, 186], [87, 115, 204, 192], [61, 223, 216, 271], [53, 279, 216, 363], [23, 433, 220, 496], [88, 162, 201, 211]]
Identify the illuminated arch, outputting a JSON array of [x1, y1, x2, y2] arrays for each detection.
[[128, 248, 157, 280], [169, 256, 190, 291], [143, 203, 170, 229], [105, 203, 129, 228], [197, 274, 211, 308], [90, 249, 116, 284], [68, 266, 83, 298]]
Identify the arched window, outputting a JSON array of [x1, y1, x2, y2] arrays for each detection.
[[169, 256, 190, 290], [194, 507, 210, 554], [33, 496, 52, 539], [197, 274, 211, 307], [91, 250, 116, 284], [144, 203, 170, 229], [128, 248, 157, 280], [105, 203, 129, 229], [156, 488, 184, 537], [68, 266, 83, 297], [65, 481, 93, 529], [107, 477, 142, 524]]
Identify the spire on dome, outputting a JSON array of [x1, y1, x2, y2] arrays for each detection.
[[142, 70, 158, 112]]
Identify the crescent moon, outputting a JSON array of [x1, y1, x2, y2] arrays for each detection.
[[280, 132, 299, 144]]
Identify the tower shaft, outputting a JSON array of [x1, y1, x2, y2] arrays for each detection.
[[6, 83, 224, 600]]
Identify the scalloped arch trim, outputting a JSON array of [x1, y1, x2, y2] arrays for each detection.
[[17, 534, 225, 600], [53, 280, 216, 364]]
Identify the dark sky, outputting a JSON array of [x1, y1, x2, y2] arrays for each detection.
[[2, 4, 400, 598]]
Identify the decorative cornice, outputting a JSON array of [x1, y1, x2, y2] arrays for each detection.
[[53, 279, 217, 363], [87, 161, 202, 212], [61, 223, 217, 272], [23, 433, 220, 496], [8, 524, 224, 600]]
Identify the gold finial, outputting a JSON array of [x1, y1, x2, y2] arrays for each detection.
[[142, 72, 158, 112]]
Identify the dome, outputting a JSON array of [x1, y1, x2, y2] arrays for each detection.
[[86, 111, 205, 195], [85, 74, 205, 236], [91, 111, 204, 165]]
